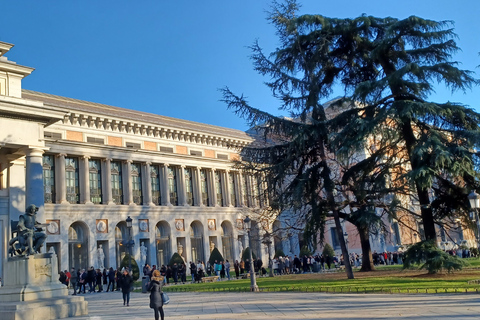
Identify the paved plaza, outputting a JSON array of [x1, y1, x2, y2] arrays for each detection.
[[67, 291, 480, 320]]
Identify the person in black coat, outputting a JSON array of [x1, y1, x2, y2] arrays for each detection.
[[148, 269, 164, 320], [120, 268, 133, 306], [106, 267, 115, 292]]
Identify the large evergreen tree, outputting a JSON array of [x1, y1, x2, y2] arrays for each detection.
[[222, 0, 479, 278]]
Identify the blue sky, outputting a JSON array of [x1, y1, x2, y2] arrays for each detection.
[[1, 0, 479, 131]]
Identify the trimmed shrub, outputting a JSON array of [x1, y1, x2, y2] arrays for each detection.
[[322, 243, 335, 259], [168, 252, 185, 266], [241, 247, 256, 262], [299, 245, 312, 257], [403, 240, 465, 274], [274, 249, 286, 258], [208, 247, 224, 266], [120, 253, 140, 281]]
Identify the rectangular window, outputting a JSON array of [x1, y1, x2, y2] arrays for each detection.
[[217, 154, 228, 160], [253, 174, 260, 207], [184, 168, 194, 205], [126, 142, 141, 149], [159, 146, 174, 153], [89, 159, 102, 204], [43, 155, 55, 203], [228, 172, 236, 206], [44, 131, 62, 139], [111, 161, 123, 204], [331, 227, 340, 249], [150, 165, 161, 205], [393, 222, 402, 245], [190, 150, 202, 156], [200, 169, 209, 206], [65, 157, 79, 204], [168, 167, 178, 205], [215, 171, 223, 206], [131, 163, 143, 205], [86, 137, 105, 144]]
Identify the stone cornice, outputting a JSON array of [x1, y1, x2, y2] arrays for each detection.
[[23, 90, 252, 148]]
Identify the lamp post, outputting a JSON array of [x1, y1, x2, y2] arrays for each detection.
[[262, 231, 274, 277], [126, 216, 133, 273], [243, 215, 259, 292], [468, 190, 480, 249]]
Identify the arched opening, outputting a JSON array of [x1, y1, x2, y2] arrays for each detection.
[[68, 221, 89, 270], [221, 221, 234, 261], [115, 222, 128, 268], [156, 221, 171, 267], [190, 221, 204, 263], [273, 220, 283, 254], [250, 220, 262, 260]]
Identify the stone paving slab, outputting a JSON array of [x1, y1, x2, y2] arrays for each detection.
[[65, 291, 480, 320]]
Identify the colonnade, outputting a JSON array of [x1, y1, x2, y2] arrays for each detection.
[[47, 153, 267, 209]]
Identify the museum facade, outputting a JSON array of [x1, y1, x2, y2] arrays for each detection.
[[0, 41, 274, 277]]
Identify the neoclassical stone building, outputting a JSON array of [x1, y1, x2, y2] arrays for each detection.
[[0, 41, 273, 277]]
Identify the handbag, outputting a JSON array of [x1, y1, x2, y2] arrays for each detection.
[[161, 292, 170, 305]]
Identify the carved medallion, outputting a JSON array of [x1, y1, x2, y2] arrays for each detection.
[[139, 219, 149, 232], [175, 219, 184, 231], [96, 219, 108, 233], [208, 219, 216, 231], [46, 219, 60, 235]]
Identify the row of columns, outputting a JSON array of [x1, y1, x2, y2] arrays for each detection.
[[50, 153, 265, 208]]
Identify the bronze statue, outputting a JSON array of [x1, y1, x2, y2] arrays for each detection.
[[9, 204, 48, 256]]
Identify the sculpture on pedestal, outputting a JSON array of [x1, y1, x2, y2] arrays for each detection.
[[96, 245, 105, 269], [140, 242, 147, 265], [8, 204, 48, 256]]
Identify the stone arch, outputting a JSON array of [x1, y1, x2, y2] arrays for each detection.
[[190, 220, 205, 263], [115, 221, 129, 268], [272, 220, 283, 255], [156, 220, 171, 267], [68, 221, 90, 270], [221, 220, 234, 262]]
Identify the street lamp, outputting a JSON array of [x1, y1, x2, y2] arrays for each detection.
[[468, 190, 480, 248], [126, 216, 133, 273], [243, 215, 259, 292], [262, 231, 274, 277]]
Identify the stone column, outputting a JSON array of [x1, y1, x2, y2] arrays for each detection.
[[238, 171, 245, 207], [102, 158, 114, 205], [209, 169, 217, 207], [161, 164, 171, 206], [224, 170, 231, 207], [184, 234, 192, 267], [124, 160, 133, 205], [7, 155, 26, 221], [233, 171, 241, 207], [80, 155, 92, 204], [55, 153, 68, 204], [178, 165, 187, 206], [144, 162, 154, 206], [25, 148, 45, 215], [193, 167, 203, 206]]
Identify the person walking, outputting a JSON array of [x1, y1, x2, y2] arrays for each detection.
[[225, 260, 231, 280], [106, 267, 115, 292], [70, 268, 78, 295], [147, 269, 165, 320], [120, 268, 133, 306]]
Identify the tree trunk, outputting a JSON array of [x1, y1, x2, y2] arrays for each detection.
[[400, 121, 437, 241], [358, 226, 375, 272], [332, 208, 355, 279]]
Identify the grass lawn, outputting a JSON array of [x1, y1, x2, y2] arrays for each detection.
[[158, 258, 480, 294]]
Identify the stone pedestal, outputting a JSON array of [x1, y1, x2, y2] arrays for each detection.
[[0, 253, 88, 320]]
